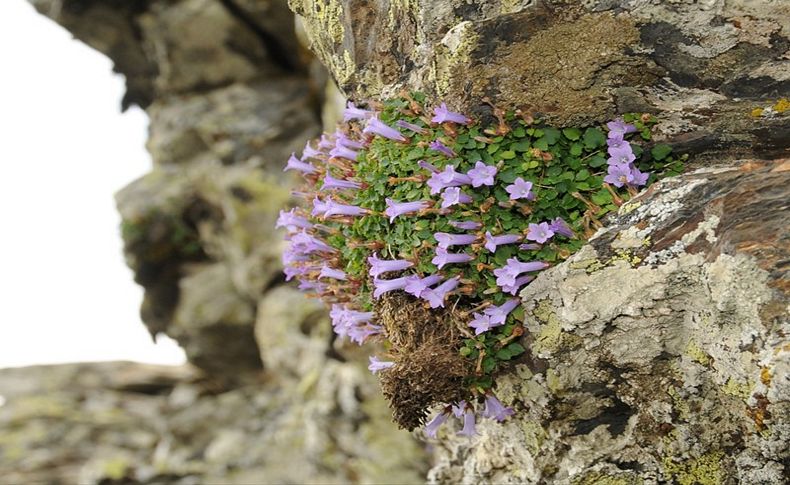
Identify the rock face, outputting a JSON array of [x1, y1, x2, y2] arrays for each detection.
[[428, 160, 789, 484], [291, 0, 790, 161], [0, 361, 427, 484], [21, 0, 429, 482]]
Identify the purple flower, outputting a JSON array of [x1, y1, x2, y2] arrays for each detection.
[[276, 208, 312, 232], [549, 217, 574, 238], [290, 230, 336, 254], [282, 245, 309, 265], [607, 118, 636, 138], [434, 232, 478, 249], [373, 276, 410, 298], [431, 102, 470, 125], [630, 166, 649, 186], [429, 139, 456, 158], [368, 356, 395, 374], [483, 298, 520, 325], [500, 274, 535, 295], [484, 231, 522, 253], [427, 165, 472, 194], [335, 130, 365, 150], [364, 116, 407, 142], [519, 243, 542, 251], [431, 247, 474, 270], [302, 141, 321, 159], [284, 153, 317, 174], [493, 258, 549, 288], [452, 400, 467, 418], [603, 162, 634, 188], [343, 101, 375, 122], [319, 265, 347, 280], [347, 324, 383, 345], [482, 395, 515, 422], [425, 411, 449, 438], [459, 409, 477, 437], [505, 177, 535, 200], [422, 276, 460, 308], [283, 265, 307, 281], [404, 274, 443, 298], [418, 160, 440, 173], [367, 253, 414, 278], [318, 134, 334, 150], [526, 222, 555, 244], [322, 173, 362, 191], [311, 197, 329, 217], [385, 198, 430, 222], [322, 200, 369, 218], [449, 220, 482, 230], [329, 145, 358, 161], [607, 144, 636, 166], [469, 312, 496, 335], [441, 187, 472, 208], [606, 135, 630, 156], [395, 119, 427, 134], [298, 280, 327, 293], [467, 161, 497, 187]]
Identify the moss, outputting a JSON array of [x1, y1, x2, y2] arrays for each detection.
[[685, 340, 712, 366], [662, 451, 725, 485], [722, 377, 752, 400]]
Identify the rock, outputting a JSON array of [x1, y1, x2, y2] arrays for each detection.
[[428, 159, 789, 483], [291, 0, 790, 160]]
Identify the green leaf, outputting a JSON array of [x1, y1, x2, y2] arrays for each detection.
[[591, 190, 612, 205], [533, 138, 549, 151], [495, 349, 513, 360], [500, 150, 516, 160], [588, 154, 607, 168], [583, 128, 606, 149], [651, 143, 672, 160], [575, 169, 590, 181], [482, 356, 497, 373], [460, 346, 472, 357], [506, 343, 525, 355], [569, 142, 583, 156], [562, 127, 582, 141], [543, 127, 561, 145]]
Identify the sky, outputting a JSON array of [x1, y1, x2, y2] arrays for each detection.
[[0, 0, 186, 368]]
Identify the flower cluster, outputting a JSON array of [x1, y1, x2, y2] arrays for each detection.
[[424, 394, 514, 438], [277, 95, 680, 436]]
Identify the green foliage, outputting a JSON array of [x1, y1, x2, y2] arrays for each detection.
[[302, 95, 684, 392]]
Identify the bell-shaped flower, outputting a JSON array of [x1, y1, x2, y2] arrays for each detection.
[[484, 231, 522, 253], [505, 177, 535, 200], [418, 160, 439, 173], [343, 101, 375, 122], [384, 198, 429, 222], [427, 165, 472, 194], [329, 144, 358, 161], [441, 187, 472, 208], [429, 140, 456, 157], [373, 276, 410, 298], [630, 166, 649, 186], [483, 298, 520, 325], [434, 232, 478, 249], [526, 222, 555, 244], [368, 253, 414, 278], [467, 161, 497, 187], [284, 153, 317, 174], [363, 116, 407, 142], [431, 247, 474, 269], [422, 276, 460, 308], [276, 208, 312, 232], [335, 130, 365, 150], [459, 409, 477, 437], [368, 356, 395, 374], [607, 144, 636, 166], [319, 265, 347, 280], [469, 312, 496, 335], [302, 141, 321, 160], [606, 118, 636, 139], [431, 102, 470, 125], [482, 394, 515, 422], [549, 217, 574, 238], [322, 173, 362, 191], [425, 410, 450, 438], [449, 220, 482, 230], [404, 274, 443, 298], [322, 200, 370, 218], [603, 162, 634, 188]]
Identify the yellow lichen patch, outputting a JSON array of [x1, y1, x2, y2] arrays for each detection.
[[620, 200, 642, 214], [722, 377, 752, 400], [662, 451, 725, 485], [572, 472, 643, 485], [519, 421, 548, 455], [532, 299, 564, 354], [667, 386, 690, 421], [773, 98, 789, 113], [432, 22, 479, 97], [609, 249, 642, 267], [750, 107, 765, 118], [685, 340, 712, 366], [760, 366, 772, 386]]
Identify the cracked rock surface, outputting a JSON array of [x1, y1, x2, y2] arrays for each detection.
[[428, 160, 789, 484]]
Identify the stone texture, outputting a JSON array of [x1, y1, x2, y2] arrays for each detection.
[[427, 159, 789, 484], [291, 0, 790, 161], [0, 361, 427, 484]]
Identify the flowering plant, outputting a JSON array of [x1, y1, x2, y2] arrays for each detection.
[[277, 93, 683, 435]]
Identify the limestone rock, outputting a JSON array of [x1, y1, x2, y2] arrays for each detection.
[[428, 159, 789, 484]]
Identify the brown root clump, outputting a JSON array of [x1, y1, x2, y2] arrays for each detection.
[[375, 292, 472, 430]]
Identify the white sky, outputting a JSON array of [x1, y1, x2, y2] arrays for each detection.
[[0, 0, 186, 368]]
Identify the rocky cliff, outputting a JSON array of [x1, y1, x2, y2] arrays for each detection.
[[6, 0, 788, 483]]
